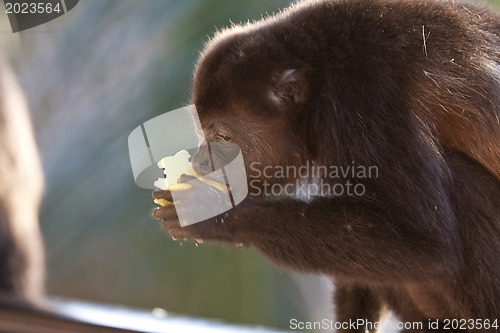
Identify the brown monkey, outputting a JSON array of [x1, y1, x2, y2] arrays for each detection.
[[153, 0, 500, 331], [0, 57, 44, 300]]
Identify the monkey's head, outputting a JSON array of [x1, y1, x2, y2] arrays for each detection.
[[192, 25, 321, 185]]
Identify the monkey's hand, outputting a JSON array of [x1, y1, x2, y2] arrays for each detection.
[[152, 174, 244, 244]]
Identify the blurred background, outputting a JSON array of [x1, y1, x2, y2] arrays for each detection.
[[0, 0, 498, 331]]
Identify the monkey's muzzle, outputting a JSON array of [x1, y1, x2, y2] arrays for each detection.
[[127, 104, 248, 226]]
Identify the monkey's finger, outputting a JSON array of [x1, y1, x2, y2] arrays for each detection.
[[152, 206, 178, 221], [162, 219, 181, 232], [152, 189, 173, 201], [165, 225, 197, 241]]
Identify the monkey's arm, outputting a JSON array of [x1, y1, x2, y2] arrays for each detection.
[[153, 184, 460, 282]]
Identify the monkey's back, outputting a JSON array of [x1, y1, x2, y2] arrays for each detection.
[[275, 0, 500, 180]]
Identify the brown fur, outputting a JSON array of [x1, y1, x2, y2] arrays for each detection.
[[153, 0, 500, 331]]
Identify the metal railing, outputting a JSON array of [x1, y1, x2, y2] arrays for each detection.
[[0, 296, 295, 333]]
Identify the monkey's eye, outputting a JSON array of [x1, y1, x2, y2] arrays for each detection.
[[216, 132, 231, 142]]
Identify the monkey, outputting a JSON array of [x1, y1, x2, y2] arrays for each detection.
[[0, 57, 44, 301], [152, 0, 500, 331]]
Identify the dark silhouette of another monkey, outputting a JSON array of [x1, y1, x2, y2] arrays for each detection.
[[0, 58, 44, 300]]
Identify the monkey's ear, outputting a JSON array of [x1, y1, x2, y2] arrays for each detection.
[[272, 68, 308, 104]]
